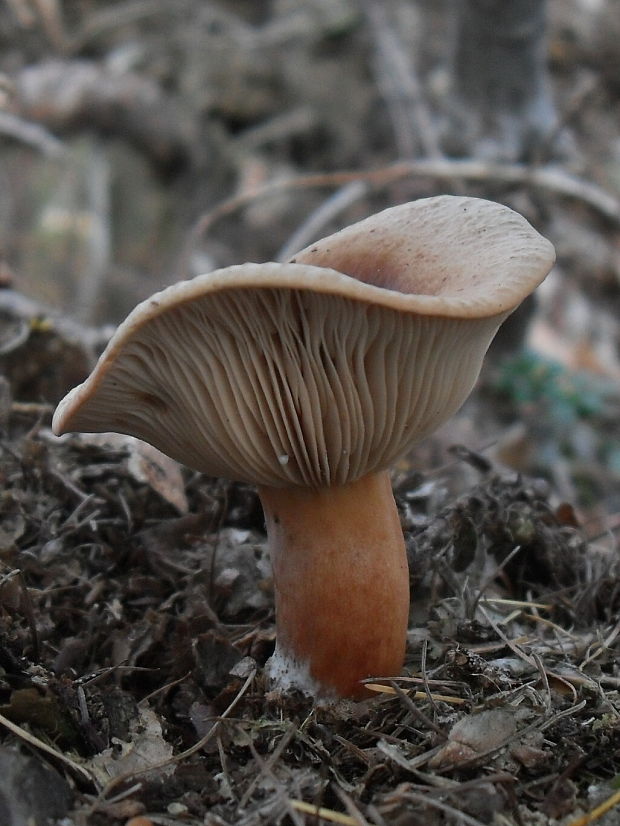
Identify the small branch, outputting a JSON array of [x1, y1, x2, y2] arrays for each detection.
[[180, 158, 620, 276], [235, 106, 316, 153], [276, 181, 368, 261], [289, 800, 362, 826], [0, 110, 64, 156], [75, 142, 112, 325], [0, 710, 96, 788], [361, 0, 442, 160]]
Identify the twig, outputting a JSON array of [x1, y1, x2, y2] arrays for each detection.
[[361, 1, 416, 158], [361, 0, 442, 159], [276, 180, 368, 261], [377, 739, 444, 773], [289, 800, 362, 826], [0, 710, 96, 787], [481, 598, 552, 610], [420, 638, 438, 716], [10, 401, 55, 416], [532, 652, 552, 713], [365, 684, 466, 705], [0, 110, 64, 156], [534, 71, 599, 164], [365, 803, 390, 826], [469, 544, 524, 618], [137, 671, 191, 706], [236, 106, 316, 153], [478, 603, 536, 668], [362, 675, 465, 688], [538, 699, 587, 732], [388, 679, 448, 739], [579, 616, 620, 670], [179, 159, 620, 276]]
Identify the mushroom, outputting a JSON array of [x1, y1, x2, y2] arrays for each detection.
[[52, 196, 555, 699]]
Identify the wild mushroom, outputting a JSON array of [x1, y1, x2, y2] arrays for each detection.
[[53, 196, 555, 699]]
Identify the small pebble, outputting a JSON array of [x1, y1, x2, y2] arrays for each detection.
[[168, 802, 188, 815]]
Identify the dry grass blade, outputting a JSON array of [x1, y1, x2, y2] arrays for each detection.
[[532, 652, 552, 712], [539, 699, 588, 732], [522, 613, 580, 638], [478, 604, 536, 667], [420, 637, 439, 717], [579, 616, 620, 669], [0, 710, 96, 788], [365, 684, 466, 705], [377, 740, 444, 774], [481, 598, 552, 610], [289, 799, 364, 826], [387, 679, 447, 740]]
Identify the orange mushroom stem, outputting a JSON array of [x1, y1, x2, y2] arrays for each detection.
[[258, 471, 409, 699]]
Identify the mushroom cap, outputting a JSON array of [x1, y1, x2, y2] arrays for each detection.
[[53, 196, 554, 488]]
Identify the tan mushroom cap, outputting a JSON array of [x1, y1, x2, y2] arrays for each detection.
[[53, 196, 554, 488]]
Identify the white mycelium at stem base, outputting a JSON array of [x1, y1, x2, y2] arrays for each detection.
[[52, 196, 555, 699]]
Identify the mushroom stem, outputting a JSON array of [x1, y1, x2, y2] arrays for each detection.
[[258, 470, 409, 699]]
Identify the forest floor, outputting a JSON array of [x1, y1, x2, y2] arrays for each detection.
[[1, 1, 620, 825]]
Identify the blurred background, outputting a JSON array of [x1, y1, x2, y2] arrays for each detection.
[[0, 0, 619, 524]]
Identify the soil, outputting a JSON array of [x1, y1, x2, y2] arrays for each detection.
[[0, 2, 620, 825]]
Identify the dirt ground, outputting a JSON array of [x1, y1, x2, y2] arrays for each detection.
[[1, 1, 620, 825]]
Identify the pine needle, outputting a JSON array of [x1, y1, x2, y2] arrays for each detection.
[[289, 799, 361, 825], [364, 684, 466, 704]]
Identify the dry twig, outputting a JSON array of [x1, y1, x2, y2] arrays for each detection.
[[180, 158, 620, 276], [0, 710, 96, 788]]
